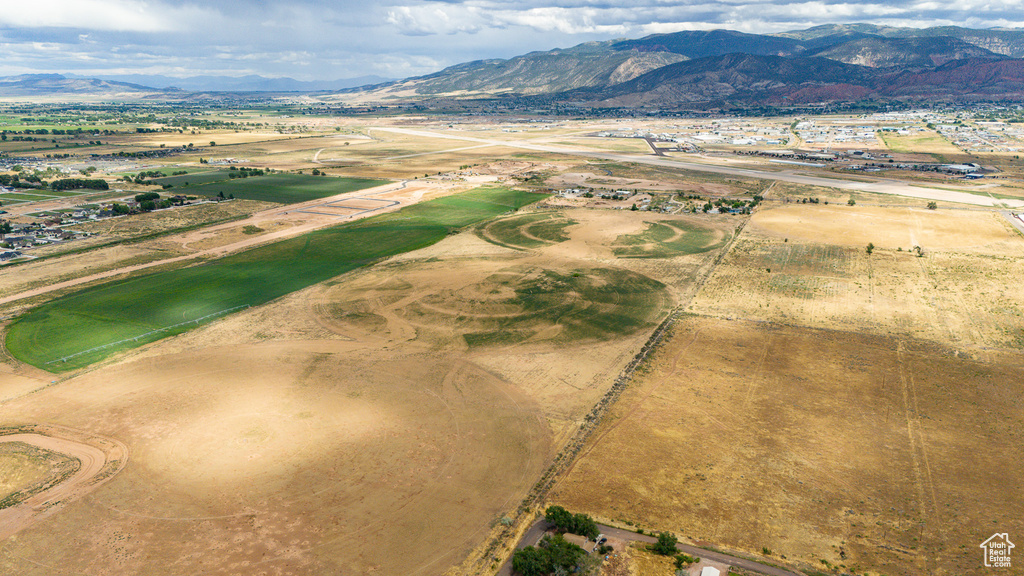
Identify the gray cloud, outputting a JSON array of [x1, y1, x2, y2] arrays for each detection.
[[1, 0, 1022, 81]]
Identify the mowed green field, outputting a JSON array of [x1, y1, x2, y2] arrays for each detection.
[[6, 186, 544, 371], [159, 173, 390, 204]]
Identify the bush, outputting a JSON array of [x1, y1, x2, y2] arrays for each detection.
[[674, 553, 698, 568], [134, 192, 160, 202], [651, 532, 678, 556]]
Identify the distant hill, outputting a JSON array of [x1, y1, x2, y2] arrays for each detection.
[[73, 74, 394, 92], [0, 74, 165, 97]]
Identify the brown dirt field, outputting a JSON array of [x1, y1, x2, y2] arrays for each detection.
[[690, 204, 1024, 351], [550, 315, 1024, 576], [0, 208, 736, 575]]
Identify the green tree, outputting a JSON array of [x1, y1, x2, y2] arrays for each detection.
[[847, 198, 856, 206], [571, 513, 599, 540], [651, 532, 678, 556], [544, 506, 573, 531], [866, 242, 874, 255], [927, 201, 938, 210], [511, 546, 549, 576]]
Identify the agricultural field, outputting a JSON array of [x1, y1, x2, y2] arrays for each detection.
[[162, 173, 390, 204], [549, 315, 1024, 576], [690, 202, 1024, 350], [5, 186, 541, 371], [0, 201, 737, 576], [2, 109, 1023, 576], [611, 219, 729, 259]]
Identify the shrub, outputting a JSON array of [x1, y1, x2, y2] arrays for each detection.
[[651, 532, 678, 556]]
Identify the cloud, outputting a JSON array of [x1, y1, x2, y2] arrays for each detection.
[[1, 0, 1024, 82], [0, 0, 213, 32]]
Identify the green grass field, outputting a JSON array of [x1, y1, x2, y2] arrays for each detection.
[[612, 220, 726, 258], [158, 173, 390, 204], [6, 186, 543, 371]]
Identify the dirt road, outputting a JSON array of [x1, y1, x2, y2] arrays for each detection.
[[374, 126, 1024, 209], [497, 520, 804, 576], [0, 428, 127, 540]]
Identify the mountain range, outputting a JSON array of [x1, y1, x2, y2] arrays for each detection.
[[356, 24, 1024, 107], [5, 23, 1024, 108]]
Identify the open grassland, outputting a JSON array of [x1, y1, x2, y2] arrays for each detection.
[[550, 316, 1024, 576], [162, 174, 389, 204], [401, 266, 670, 348], [476, 211, 577, 250], [5, 187, 542, 371], [69, 199, 272, 240], [612, 219, 729, 258], [689, 203, 1024, 350], [0, 207, 736, 576], [880, 133, 964, 162]]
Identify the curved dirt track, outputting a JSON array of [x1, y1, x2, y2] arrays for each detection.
[[0, 426, 127, 540]]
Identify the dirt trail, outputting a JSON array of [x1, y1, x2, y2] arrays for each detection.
[[0, 427, 128, 540]]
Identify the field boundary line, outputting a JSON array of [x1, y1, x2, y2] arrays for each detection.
[[46, 304, 250, 365], [475, 218, 749, 574]]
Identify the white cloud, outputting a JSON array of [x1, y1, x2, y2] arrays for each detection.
[[0, 0, 212, 32]]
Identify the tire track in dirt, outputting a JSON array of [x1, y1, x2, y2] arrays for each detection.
[[0, 425, 127, 540], [895, 341, 936, 573]]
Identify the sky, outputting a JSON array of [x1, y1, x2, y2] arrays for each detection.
[[2, 0, 1024, 82]]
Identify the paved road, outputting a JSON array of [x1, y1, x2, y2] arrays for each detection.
[[497, 520, 804, 576], [374, 126, 1024, 209], [1003, 211, 1024, 235]]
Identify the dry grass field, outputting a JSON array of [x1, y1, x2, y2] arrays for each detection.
[[691, 203, 1024, 350], [0, 207, 738, 575], [550, 316, 1024, 576], [549, 197, 1024, 576]]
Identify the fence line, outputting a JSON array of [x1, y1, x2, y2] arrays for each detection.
[[46, 304, 250, 364]]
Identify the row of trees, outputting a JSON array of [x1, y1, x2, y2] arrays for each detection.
[[50, 178, 108, 192]]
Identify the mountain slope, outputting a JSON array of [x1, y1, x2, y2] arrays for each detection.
[[565, 53, 875, 106], [811, 36, 1007, 68], [558, 52, 1024, 107], [611, 29, 805, 58], [778, 24, 1024, 58], [395, 41, 684, 96]]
